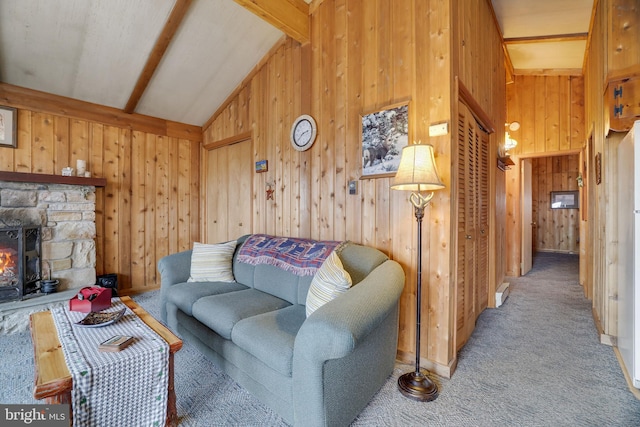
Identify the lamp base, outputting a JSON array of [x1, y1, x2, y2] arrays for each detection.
[[397, 371, 438, 402]]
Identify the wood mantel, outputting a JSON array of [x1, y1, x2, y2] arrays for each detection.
[[0, 171, 106, 187]]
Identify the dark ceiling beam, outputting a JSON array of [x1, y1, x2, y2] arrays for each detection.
[[233, 0, 309, 44], [124, 0, 193, 114]]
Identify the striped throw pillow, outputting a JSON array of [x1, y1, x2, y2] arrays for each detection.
[[305, 251, 352, 317], [187, 241, 237, 283]]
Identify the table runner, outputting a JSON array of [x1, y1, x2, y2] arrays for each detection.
[[51, 299, 169, 427]]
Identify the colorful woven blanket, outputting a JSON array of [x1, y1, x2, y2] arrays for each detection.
[[237, 234, 344, 276]]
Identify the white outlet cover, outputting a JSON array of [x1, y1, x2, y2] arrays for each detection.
[[429, 122, 449, 137]]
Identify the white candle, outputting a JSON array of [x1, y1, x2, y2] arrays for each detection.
[[76, 159, 86, 176]]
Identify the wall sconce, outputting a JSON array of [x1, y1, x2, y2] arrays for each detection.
[[504, 121, 520, 152]]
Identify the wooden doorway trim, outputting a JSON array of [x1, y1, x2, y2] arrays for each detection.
[[458, 80, 496, 133], [203, 131, 252, 151], [521, 158, 533, 275]]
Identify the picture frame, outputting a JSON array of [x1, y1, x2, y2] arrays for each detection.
[[595, 152, 602, 185], [0, 106, 17, 148], [550, 191, 579, 209], [361, 102, 409, 178], [255, 160, 268, 173]]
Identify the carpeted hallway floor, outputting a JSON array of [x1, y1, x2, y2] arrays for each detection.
[[1, 252, 639, 426]]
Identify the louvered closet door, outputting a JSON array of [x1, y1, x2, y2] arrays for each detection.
[[476, 126, 489, 314], [456, 101, 490, 351]]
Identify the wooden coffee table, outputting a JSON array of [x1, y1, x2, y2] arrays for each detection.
[[30, 296, 182, 427]]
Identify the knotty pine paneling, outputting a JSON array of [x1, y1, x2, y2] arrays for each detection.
[[0, 108, 200, 294], [507, 75, 585, 157], [585, 0, 640, 343], [531, 155, 580, 253], [203, 0, 505, 377], [608, 0, 640, 73]]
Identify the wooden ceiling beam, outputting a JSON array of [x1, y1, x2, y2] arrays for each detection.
[[1, 82, 201, 141], [233, 0, 309, 44], [504, 33, 588, 45], [124, 0, 193, 114]]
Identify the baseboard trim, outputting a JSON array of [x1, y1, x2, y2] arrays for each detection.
[[396, 351, 456, 379], [495, 282, 510, 307], [613, 346, 640, 400]]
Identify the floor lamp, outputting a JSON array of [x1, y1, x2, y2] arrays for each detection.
[[391, 142, 445, 402]]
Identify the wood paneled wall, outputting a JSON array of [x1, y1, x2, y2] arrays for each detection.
[[504, 75, 585, 276], [0, 87, 201, 294], [506, 76, 585, 157], [531, 155, 580, 253], [203, 0, 505, 377], [586, 0, 640, 343]]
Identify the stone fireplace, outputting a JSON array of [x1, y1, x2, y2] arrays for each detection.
[[0, 222, 41, 302], [0, 180, 97, 291], [0, 177, 99, 331]]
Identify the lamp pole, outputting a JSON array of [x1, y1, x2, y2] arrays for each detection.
[[397, 191, 438, 401], [391, 143, 444, 402]]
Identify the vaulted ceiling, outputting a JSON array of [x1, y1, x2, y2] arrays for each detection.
[[0, 0, 594, 127]]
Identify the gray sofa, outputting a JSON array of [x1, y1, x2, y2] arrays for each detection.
[[158, 234, 405, 426]]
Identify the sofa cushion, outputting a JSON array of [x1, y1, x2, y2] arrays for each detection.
[[305, 251, 352, 317], [253, 264, 306, 305], [192, 289, 291, 340], [231, 305, 306, 377], [188, 241, 237, 282], [167, 281, 248, 316]]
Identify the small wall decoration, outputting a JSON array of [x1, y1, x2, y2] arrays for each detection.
[[595, 152, 602, 185], [0, 106, 17, 148], [255, 160, 268, 173], [266, 181, 275, 200], [361, 102, 409, 178], [550, 191, 579, 209]]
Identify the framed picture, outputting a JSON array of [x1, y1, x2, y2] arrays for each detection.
[[0, 106, 17, 148], [550, 191, 579, 209], [361, 102, 409, 178], [255, 160, 268, 173]]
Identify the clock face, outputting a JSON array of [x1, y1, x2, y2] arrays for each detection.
[[290, 115, 317, 151]]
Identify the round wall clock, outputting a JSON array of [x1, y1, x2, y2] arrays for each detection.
[[290, 115, 317, 151]]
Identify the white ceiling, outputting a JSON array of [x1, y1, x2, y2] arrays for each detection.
[[492, 0, 594, 73], [0, 0, 284, 126], [0, 0, 594, 127]]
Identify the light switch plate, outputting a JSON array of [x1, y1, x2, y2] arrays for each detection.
[[348, 180, 358, 195], [429, 122, 449, 137]]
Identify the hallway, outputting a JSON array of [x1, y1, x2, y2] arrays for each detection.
[[448, 251, 640, 425]]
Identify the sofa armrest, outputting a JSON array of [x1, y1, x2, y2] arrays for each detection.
[[158, 250, 192, 322], [294, 259, 404, 361], [292, 259, 405, 426], [158, 250, 192, 286]]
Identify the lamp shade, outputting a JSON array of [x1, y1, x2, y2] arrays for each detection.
[[391, 143, 445, 192]]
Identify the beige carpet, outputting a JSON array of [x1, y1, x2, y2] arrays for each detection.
[[2, 252, 639, 426]]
